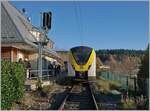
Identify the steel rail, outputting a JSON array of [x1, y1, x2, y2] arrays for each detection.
[[58, 86, 74, 110], [58, 82, 99, 110], [89, 83, 99, 110]]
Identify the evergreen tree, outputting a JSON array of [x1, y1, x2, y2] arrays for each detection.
[[137, 45, 149, 96]]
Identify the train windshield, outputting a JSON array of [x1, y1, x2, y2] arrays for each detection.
[[71, 46, 92, 65]]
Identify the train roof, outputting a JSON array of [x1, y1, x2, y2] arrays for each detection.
[[70, 46, 93, 50]]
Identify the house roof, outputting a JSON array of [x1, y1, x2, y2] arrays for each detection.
[[1, 1, 37, 45], [1, 1, 62, 62]]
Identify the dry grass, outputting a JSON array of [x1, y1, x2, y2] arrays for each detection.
[[96, 77, 121, 94], [11, 84, 54, 110], [42, 85, 53, 94], [119, 98, 136, 109]]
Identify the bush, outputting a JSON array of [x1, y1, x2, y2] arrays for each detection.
[[12, 63, 26, 101], [1, 61, 26, 109]]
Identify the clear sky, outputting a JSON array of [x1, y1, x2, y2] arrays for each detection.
[[11, 1, 149, 50]]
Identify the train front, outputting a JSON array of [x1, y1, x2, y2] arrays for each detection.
[[68, 46, 96, 81]]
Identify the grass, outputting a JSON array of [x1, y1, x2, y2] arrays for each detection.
[[119, 98, 136, 109], [96, 76, 121, 94], [109, 80, 122, 90]]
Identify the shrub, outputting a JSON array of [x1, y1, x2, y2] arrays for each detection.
[[1, 61, 26, 109], [12, 62, 26, 102], [1, 61, 14, 109]]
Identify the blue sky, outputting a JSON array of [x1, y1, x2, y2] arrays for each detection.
[[11, 1, 149, 50]]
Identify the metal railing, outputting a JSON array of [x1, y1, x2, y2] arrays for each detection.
[[28, 69, 58, 80]]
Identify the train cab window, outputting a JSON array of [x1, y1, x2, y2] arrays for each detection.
[[71, 46, 92, 65]]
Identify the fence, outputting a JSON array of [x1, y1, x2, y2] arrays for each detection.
[[97, 71, 136, 90], [28, 69, 60, 80]]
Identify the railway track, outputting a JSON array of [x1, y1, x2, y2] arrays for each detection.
[[58, 81, 98, 110]]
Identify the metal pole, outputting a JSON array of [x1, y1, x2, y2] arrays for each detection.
[[38, 42, 42, 81], [37, 12, 43, 81]]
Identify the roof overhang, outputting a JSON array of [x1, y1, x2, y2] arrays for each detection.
[[1, 42, 37, 52], [42, 48, 63, 64]]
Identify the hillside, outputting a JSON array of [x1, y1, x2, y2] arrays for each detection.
[[96, 49, 144, 75], [98, 55, 141, 75]]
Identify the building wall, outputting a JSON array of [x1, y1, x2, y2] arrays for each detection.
[[28, 53, 38, 69], [47, 40, 54, 49], [1, 47, 56, 77], [17, 50, 29, 61], [12, 47, 17, 61], [28, 54, 53, 70], [1, 47, 11, 61], [17, 50, 24, 61], [1, 47, 30, 62]]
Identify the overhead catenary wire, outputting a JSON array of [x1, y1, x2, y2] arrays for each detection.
[[74, 1, 84, 46], [78, 3, 84, 46]]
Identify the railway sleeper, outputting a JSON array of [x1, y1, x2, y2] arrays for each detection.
[[63, 102, 80, 109]]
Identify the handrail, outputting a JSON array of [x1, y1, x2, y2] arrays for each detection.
[[29, 69, 54, 72]]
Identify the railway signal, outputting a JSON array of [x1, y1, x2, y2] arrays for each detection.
[[42, 12, 52, 31], [37, 11, 52, 82]]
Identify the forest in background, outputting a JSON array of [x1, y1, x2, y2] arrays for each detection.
[[96, 49, 144, 57]]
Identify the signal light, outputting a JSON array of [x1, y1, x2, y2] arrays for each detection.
[[43, 12, 52, 30]]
